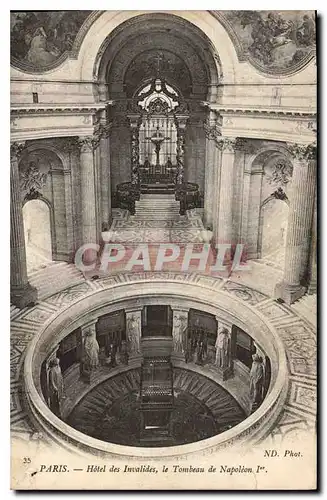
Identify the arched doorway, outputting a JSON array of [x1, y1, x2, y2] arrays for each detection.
[[23, 199, 53, 272], [95, 13, 219, 202], [259, 198, 289, 269]]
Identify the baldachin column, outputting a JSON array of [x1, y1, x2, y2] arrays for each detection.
[[10, 142, 37, 308]]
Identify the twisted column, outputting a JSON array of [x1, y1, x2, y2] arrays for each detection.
[[10, 142, 37, 308], [130, 121, 140, 185], [175, 120, 187, 185], [275, 143, 316, 304]]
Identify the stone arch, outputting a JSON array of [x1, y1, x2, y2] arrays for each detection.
[[258, 196, 289, 266], [22, 198, 54, 271], [95, 13, 220, 100], [18, 144, 73, 263], [78, 11, 237, 85], [244, 144, 293, 261]]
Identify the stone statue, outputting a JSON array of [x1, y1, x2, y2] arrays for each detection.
[[83, 331, 100, 370], [215, 327, 231, 369], [173, 313, 187, 354], [195, 338, 206, 365], [80, 330, 99, 383], [249, 353, 264, 410], [48, 357, 64, 418], [127, 315, 140, 354]]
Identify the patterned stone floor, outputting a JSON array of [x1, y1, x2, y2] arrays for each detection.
[[10, 269, 316, 452], [110, 208, 206, 243]]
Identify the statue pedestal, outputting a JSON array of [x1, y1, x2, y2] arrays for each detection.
[[216, 365, 234, 381]]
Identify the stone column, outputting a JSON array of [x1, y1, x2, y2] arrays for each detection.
[[203, 112, 220, 228], [171, 307, 189, 361], [10, 142, 37, 308], [214, 318, 233, 380], [129, 117, 140, 185], [78, 136, 99, 263], [308, 188, 317, 294], [215, 138, 237, 262], [275, 143, 316, 304], [99, 126, 112, 229], [125, 308, 142, 362], [80, 319, 99, 382], [175, 117, 188, 185]]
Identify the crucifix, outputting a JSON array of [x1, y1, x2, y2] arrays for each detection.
[[145, 126, 170, 167]]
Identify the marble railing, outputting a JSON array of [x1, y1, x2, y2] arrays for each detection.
[[24, 278, 288, 458]]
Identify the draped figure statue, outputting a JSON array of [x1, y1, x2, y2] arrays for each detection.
[[249, 353, 264, 410], [48, 357, 64, 417]]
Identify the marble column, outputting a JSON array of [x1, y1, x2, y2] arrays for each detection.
[[275, 143, 316, 304], [308, 189, 317, 294], [99, 126, 112, 229], [214, 318, 233, 381], [125, 308, 142, 362], [10, 142, 37, 308], [78, 136, 99, 263], [203, 112, 220, 229], [216, 138, 237, 259], [171, 307, 189, 361]]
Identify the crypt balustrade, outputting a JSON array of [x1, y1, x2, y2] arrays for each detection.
[[24, 278, 288, 456]]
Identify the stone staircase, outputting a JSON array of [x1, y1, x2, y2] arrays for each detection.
[[28, 261, 85, 301], [292, 293, 317, 328], [133, 194, 180, 220]]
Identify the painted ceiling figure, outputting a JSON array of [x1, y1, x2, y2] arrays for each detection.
[[26, 27, 59, 66]]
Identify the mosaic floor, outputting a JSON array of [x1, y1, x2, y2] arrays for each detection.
[[109, 208, 206, 243], [11, 270, 316, 451]]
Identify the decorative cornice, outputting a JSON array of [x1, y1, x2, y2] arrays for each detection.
[[203, 104, 317, 120], [10, 141, 26, 162], [10, 104, 108, 116]]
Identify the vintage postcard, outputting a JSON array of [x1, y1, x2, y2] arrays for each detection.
[[10, 10, 317, 490]]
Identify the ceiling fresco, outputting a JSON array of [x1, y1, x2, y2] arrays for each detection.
[[10, 10, 316, 74], [10, 11, 92, 70], [223, 10, 315, 71]]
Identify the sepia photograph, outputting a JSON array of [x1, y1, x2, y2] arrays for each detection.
[[9, 8, 317, 490]]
